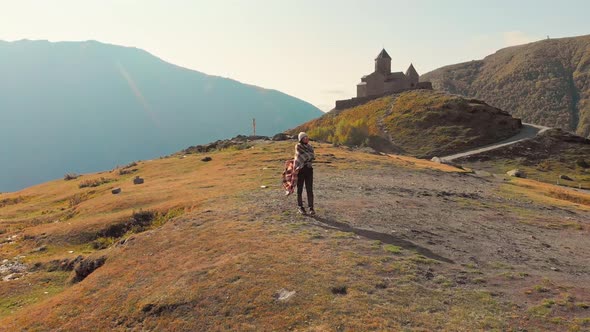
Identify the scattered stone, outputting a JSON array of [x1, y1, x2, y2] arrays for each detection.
[[133, 176, 144, 185], [375, 281, 388, 289], [3, 273, 23, 281], [31, 245, 47, 253], [184, 135, 270, 154], [507, 169, 526, 178], [0, 260, 28, 277], [550, 267, 560, 271], [201, 157, 212, 162], [559, 174, 574, 181], [71, 256, 107, 283], [430, 156, 463, 169], [111, 187, 122, 194], [272, 133, 292, 141], [260, 185, 268, 189], [331, 285, 347, 295], [141, 303, 155, 313], [274, 288, 296, 302]]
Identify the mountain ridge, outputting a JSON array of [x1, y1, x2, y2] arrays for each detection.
[[421, 34, 590, 138], [0, 39, 322, 192]]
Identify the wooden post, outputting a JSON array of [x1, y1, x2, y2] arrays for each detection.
[[253, 118, 256, 136]]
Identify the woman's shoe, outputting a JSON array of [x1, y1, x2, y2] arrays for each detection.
[[297, 206, 307, 215], [308, 208, 316, 216]]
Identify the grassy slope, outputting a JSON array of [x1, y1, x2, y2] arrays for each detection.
[[290, 90, 522, 158], [422, 34, 590, 137], [0, 142, 589, 330], [456, 129, 590, 190]]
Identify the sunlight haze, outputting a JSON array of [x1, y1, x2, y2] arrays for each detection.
[[1, 0, 589, 110]]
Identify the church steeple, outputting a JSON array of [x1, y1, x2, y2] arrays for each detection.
[[405, 63, 419, 85], [375, 49, 391, 60], [375, 49, 391, 75]]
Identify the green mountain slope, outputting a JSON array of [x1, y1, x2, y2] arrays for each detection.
[[421, 34, 590, 138], [0, 40, 322, 192], [290, 90, 522, 158]]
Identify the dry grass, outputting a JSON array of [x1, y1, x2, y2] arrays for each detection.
[[290, 89, 520, 157], [503, 178, 590, 211], [1, 140, 588, 330]]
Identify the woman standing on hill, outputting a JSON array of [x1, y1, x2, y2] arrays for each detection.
[[294, 132, 315, 215]]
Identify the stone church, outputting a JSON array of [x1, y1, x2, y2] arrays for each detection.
[[335, 49, 432, 109], [356, 49, 430, 98]]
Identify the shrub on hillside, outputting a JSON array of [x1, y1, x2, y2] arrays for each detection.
[[79, 177, 113, 188], [69, 194, 85, 208], [332, 119, 370, 146], [64, 173, 79, 181], [124, 161, 138, 169], [308, 126, 334, 143], [118, 168, 137, 176]]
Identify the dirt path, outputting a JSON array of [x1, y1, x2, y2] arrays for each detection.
[[441, 123, 550, 162], [249, 156, 590, 326], [255, 161, 589, 277]]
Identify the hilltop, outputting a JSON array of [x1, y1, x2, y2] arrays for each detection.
[[0, 39, 322, 192], [1, 139, 589, 331], [421, 34, 590, 138], [290, 89, 522, 158]]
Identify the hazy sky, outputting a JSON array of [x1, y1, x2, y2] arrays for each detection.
[[1, 0, 589, 111]]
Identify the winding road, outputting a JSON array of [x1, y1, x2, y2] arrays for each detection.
[[440, 123, 550, 162]]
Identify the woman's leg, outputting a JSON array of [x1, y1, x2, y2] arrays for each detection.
[[297, 168, 306, 207], [305, 168, 314, 209]]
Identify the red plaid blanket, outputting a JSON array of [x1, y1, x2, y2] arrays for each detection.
[[282, 160, 298, 195]]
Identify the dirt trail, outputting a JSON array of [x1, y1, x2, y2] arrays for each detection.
[[441, 123, 550, 162], [250, 157, 590, 320]]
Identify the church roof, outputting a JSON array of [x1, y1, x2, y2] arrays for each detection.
[[375, 49, 391, 60], [405, 63, 419, 77], [385, 72, 406, 81]]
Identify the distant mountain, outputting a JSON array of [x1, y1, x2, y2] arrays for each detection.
[[0, 40, 322, 192], [421, 34, 590, 138]]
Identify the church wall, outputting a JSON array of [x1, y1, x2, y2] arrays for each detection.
[[357, 84, 367, 97], [364, 72, 385, 97]]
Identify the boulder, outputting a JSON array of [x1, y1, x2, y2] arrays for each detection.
[[133, 176, 144, 184], [111, 187, 122, 194], [431, 157, 442, 163], [31, 246, 47, 253], [201, 157, 212, 162], [274, 289, 296, 302], [272, 133, 292, 141], [559, 174, 574, 181], [71, 256, 106, 283], [507, 169, 526, 178]]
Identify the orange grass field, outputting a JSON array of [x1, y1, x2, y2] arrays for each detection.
[[1, 141, 589, 331]]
